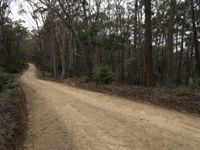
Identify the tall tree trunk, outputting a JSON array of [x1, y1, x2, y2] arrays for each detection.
[[175, 24, 179, 84], [160, 34, 165, 85], [55, 22, 66, 79], [145, 0, 154, 86], [165, 0, 176, 86], [60, 27, 66, 79], [51, 26, 57, 78], [68, 31, 73, 77], [52, 50, 57, 78], [81, 0, 93, 76], [191, 0, 200, 77], [38, 32, 44, 76], [177, 23, 185, 84], [121, 45, 125, 81], [134, 0, 138, 56]]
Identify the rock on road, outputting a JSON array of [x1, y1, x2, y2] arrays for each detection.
[[20, 64, 200, 150]]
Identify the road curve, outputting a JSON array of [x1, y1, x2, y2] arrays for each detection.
[[20, 64, 200, 150]]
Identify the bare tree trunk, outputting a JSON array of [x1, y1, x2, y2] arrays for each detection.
[[60, 27, 66, 79], [52, 48, 57, 78], [121, 45, 125, 81], [175, 24, 179, 84], [134, 0, 138, 56], [165, 0, 176, 86], [191, 0, 200, 77], [55, 22, 66, 79], [145, 0, 154, 86], [80, 0, 93, 76], [177, 23, 185, 84], [68, 31, 73, 77], [50, 24, 57, 78]]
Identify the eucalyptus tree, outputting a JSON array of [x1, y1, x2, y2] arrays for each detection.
[[144, 0, 154, 86], [165, 0, 176, 86], [190, 0, 200, 78], [0, 0, 28, 71], [25, 0, 200, 87]]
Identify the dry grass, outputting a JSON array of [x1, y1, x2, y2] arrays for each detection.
[[0, 87, 27, 150]]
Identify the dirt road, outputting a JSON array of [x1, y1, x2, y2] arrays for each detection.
[[20, 64, 200, 150]]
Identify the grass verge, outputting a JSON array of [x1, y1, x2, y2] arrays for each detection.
[[0, 67, 27, 150]]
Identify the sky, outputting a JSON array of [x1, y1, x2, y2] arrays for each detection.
[[10, 0, 37, 30]]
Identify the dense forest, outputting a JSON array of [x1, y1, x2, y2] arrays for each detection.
[[1, 0, 200, 87], [1, 1, 200, 149], [0, 1, 27, 149], [0, 0, 29, 72]]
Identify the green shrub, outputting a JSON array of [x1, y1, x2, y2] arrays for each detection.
[[5, 79, 19, 89], [0, 66, 6, 72], [0, 69, 11, 90], [176, 86, 191, 96], [0, 80, 3, 91], [93, 65, 116, 84], [188, 78, 200, 89], [0, 69, 17, 90], [0, 71, 12, 84], [127, 57, 136, 65]]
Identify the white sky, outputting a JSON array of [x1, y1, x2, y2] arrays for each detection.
[[10, 0, 37, 30]]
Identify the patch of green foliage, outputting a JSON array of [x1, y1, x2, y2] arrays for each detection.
[[75, 66, 86, 77], [127, 57, 136, 65], [176, 86, 191, 96], [0, 71, 12, 90], [0, 81, 3, 91], [93, 65, 116, 84], [0, 66, 6, 72], [188, 78, 200, 89], [176, 77, 200, 96], [0, 86, 25, 149], [5, 79, 19, 89], [7, 64, 21, 73], [0, 66, 18, 91]]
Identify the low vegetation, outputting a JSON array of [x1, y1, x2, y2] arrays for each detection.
[[0, 67, 26, 150], [65, 78, 200, 114], [188, 78, 200, 89], [93, 65, 116, 84], [0, 67, 19, 91]]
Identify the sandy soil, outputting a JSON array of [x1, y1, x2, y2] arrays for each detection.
[[20, 64, 200, 150]]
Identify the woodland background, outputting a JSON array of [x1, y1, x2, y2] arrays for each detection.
[[0, 0, 200, 87]]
